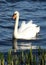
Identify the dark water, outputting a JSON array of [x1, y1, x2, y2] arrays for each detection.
[[0, 0, 46, 52]]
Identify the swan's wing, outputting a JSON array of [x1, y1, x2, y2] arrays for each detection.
[[19, 21, 32, 32], [19, 21, 26, 32], [21, 21, 26, 27], [27, 20, 37, 27], [27, 20, 33, 25], [19, 20, 37, 33], [20, 20, 33, 29]]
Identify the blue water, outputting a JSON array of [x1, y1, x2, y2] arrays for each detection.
[[0, 0, 46, 52]]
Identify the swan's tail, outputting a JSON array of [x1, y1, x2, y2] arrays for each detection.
[[36, 26, 40, 33]]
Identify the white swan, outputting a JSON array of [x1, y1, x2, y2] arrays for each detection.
[[13, 11, 40, 40]]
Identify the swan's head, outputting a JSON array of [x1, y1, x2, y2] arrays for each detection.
[[13, 11, 19, 20]]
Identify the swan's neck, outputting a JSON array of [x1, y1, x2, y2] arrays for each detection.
[[14, 15, 19, 37]]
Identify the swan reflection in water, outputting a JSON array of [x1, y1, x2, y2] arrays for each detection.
[[12, 38, 39, 52]]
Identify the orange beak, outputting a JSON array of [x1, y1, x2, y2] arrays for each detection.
[[12, 14, 17, 20]]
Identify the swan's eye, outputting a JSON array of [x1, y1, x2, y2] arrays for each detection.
[[13, 13, 16, 16]]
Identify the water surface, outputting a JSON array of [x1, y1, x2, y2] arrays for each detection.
[[0, 0, 46, 52]]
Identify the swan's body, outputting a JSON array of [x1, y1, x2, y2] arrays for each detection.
[[13, 11, 40, 40]]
